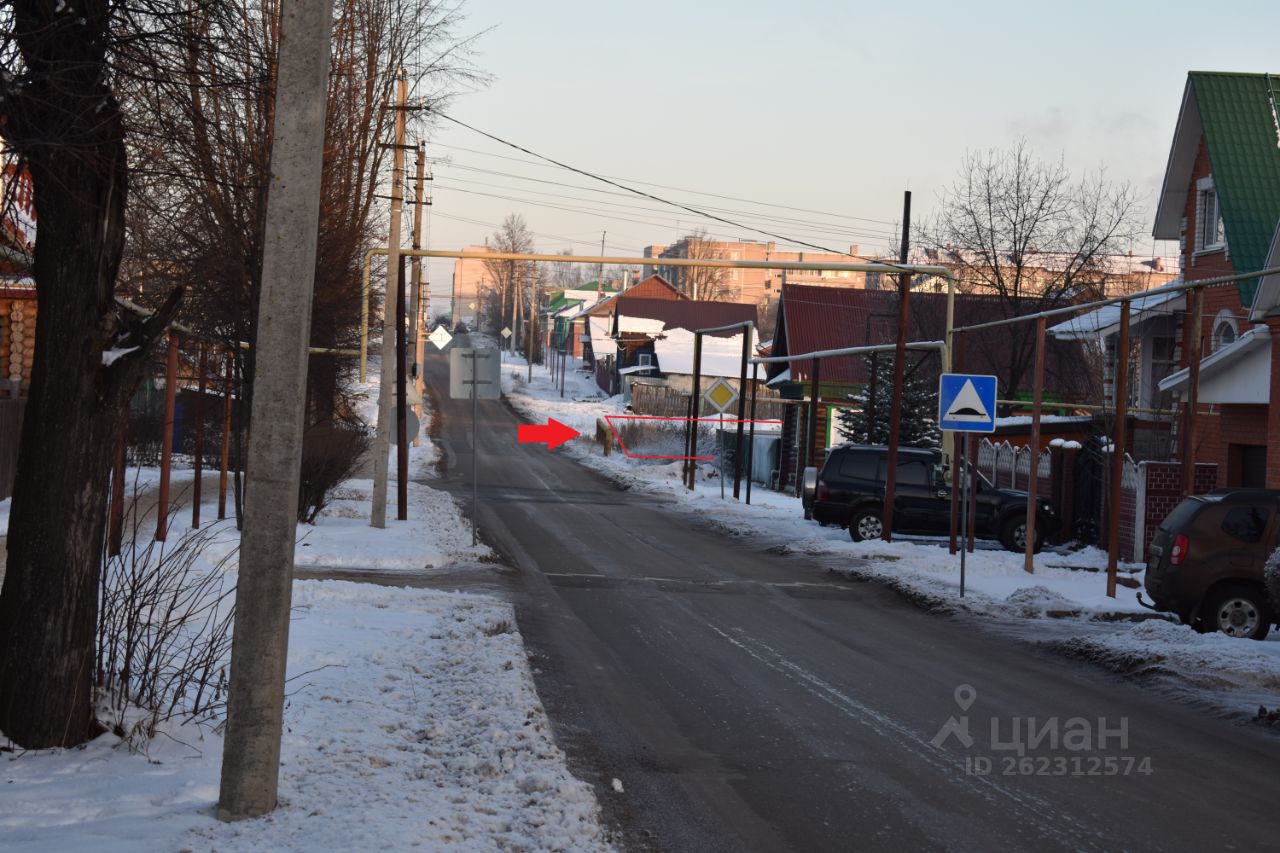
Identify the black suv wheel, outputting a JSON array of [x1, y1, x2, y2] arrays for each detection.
[[1200, 584, 1272, 640], [999, 514, 1044, 554], [849, 506, 884, 542]]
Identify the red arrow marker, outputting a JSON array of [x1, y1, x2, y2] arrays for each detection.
[[518, 418, 580, 450]]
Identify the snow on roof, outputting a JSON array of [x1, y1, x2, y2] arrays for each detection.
[[653, 327, 756, 378], [588, 316, 613, 356], [617, 316, 667, 335], [1047, 279, 1187, 341]]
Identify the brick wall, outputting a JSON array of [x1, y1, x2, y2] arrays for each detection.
[[1217, 403, 1268, 484], [1139, 460, 1218, 559]]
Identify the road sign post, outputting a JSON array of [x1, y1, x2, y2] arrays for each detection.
[[937, 373, 998, 599]]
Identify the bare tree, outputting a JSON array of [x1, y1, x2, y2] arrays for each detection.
[[0, 0, 483, 748], [920, 141, 1141, 397], [482, 213, 532, 333], [663, 229, 733, 301], [544, 249, 583, 291]]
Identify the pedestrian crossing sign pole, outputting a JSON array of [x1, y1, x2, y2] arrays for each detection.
[[937, 373, 998, 599]]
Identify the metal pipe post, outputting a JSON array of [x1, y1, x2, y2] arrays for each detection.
[[967, 433, 978, 553], [156, 333, 179, 542], [218, 351, 233, 520], [687, 332, 703, 490], [1107, 302, 1131, 597], [948, 331, 967, 554], [733, 323, 751, 499], [1181, 287, 1204, 497], [108, 424, 126, 557], [802, 358, 820, 498], [1023, 315, 1047, 573], [746, 361, 758, 505], [193, 343, 208, 529]]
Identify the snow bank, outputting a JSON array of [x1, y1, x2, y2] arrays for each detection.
[[1, 582, 611, 852]]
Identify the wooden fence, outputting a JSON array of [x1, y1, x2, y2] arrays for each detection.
[[630, 382, 786, 421]]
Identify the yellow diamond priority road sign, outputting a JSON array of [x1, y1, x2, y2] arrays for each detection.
[[702, 378, 739, 414]]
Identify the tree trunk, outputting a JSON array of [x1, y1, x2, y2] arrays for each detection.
[[0, 9, 178, 746]]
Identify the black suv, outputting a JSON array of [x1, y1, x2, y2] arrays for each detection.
[[803, 444, 1057, 552], [1143, 489, 1280, 640]]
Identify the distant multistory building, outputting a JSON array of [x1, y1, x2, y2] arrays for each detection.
[[642, 239, 864, 307], [449, 246, 492, 325]]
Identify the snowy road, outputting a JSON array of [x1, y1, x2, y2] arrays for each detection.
[[427, 340, 1280, 852]]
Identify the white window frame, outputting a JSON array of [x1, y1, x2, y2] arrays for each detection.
[[1194, 176, 1225, 254], [637, 352, 652, 368], [1212, 308, 1239, 351]]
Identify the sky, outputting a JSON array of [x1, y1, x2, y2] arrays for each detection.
[[414, 0, 1279, 298]]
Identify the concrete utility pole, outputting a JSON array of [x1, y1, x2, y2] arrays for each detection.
[[371, 70, 408, 529], [217, 0, 333, 821]]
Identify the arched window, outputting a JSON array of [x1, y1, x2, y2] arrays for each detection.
[[1212, 309, 1239, 351]]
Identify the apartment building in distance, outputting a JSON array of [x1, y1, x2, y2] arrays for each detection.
[[448, 245, 492, 325], [642, 239, 865, 306]]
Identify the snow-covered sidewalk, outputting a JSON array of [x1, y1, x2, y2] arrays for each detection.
[[500, 353, 1280, 715], [1, 346, 613, 851], [2, 581, 609, 852]]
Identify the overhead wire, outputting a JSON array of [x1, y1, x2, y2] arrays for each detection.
[[431, 111, 923, 272], [429, 140, 901, 226]]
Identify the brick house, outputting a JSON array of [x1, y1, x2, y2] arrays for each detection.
[[1147, 71, 1280, 488], [767, 284, 1093, 491]]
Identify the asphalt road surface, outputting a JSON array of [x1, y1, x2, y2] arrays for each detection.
[[425, 340, 1280, 853]]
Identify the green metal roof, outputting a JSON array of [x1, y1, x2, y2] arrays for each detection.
[[1190, 71, 1280, 305]]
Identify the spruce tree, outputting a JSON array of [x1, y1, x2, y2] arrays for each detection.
[[836, 354, 941, 449]]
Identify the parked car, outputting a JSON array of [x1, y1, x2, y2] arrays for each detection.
[[1143, 489, 1280, 640], [802, 444, 1057, 553]]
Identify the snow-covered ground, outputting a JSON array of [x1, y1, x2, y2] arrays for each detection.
[[2, 581, 609, 852], [501, 353, 1280, 715], [1, 344, 612, 851]]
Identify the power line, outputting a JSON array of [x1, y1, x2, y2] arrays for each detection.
[[432, 111, 913, 268], [435, 166, 900, 240], [430, 140, 901, 227], [431, 179, 896, 247]]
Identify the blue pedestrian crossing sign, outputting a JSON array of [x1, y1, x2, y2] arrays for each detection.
[[938, 374, 998, 433]]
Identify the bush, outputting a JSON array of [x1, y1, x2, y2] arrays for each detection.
[[97, 494, 238, 745], [297, 419, 373, 523]]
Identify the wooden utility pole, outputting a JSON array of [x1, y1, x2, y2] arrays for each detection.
[[396, 255, 408, 520], [410, 142, 426, 446], [370, 70, 408, 529], [218, 0, 333, 820], [881, 191, 912, 542]]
